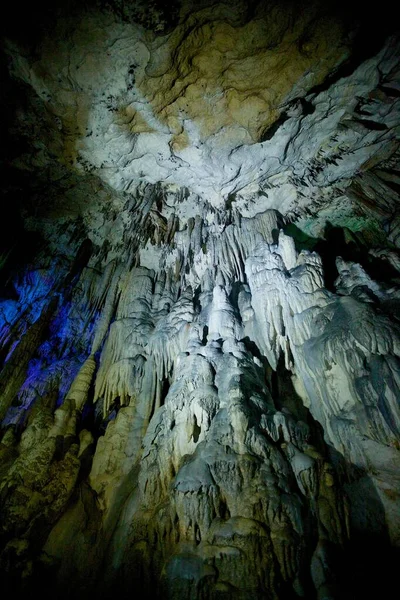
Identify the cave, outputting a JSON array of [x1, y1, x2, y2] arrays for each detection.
[[0, 1, 399, 599]]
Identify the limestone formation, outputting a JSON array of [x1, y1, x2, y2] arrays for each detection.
[[0, 1, 399, 599]]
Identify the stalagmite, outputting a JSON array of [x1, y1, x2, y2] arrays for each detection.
[[65, 355, 96, 411]]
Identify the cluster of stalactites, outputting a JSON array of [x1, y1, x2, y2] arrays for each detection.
[[69, 209, 284, 418], [1, 205, 400, 471]]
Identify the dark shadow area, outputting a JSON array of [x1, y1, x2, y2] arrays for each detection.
[[193, 284, 202, 313], [259, 110, 290, 142], [272, 357, 399, 600], [300, 0, 399, 101], [0, 202, 44, 299], [327, 443, 399, 600], [341, 535, 400, 600], [160, 376, 171, 407], [229, 281, 246, 313], [283, 222, 321, 251], [285, 221, 400, 295], [317, 222, 400, 293], [271, 354, 326, 449]]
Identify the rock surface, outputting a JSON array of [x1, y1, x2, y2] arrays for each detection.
[[0, 1, 399, 599]]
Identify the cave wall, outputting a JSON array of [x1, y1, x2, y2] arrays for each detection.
[[0, 2, 400, 599]]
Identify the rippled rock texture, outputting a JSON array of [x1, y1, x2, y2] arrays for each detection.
[[0, 1, 399, 599]]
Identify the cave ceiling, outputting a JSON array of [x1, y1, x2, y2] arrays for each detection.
[[1, 0, 399, 252]]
